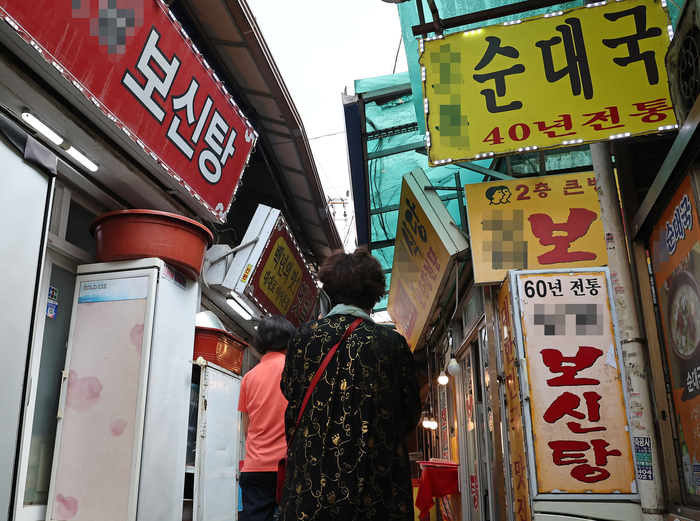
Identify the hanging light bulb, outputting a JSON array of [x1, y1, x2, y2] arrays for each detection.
[[447, 357, 460, 375], [422, 414, 431, 429], [438, 370, 449, 385], [429, 417, 438, 430]]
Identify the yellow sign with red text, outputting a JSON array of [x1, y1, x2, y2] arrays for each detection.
[[465, 172, 608, 285]]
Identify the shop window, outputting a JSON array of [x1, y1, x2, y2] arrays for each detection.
[[65, 201, 96, 256], [48, 182, 104, 264], [462, 286, 484, 337]]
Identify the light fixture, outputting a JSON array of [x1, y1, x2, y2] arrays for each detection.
[[21, 112, 63, 145], [422, 414, 431, 429], [438, 370, 449, 385], [447, 357, 460, 375], [22, 111, 99, 172], [429, 417, 438, 430], [226, 297, 252, 321], [446, 330, 460, 375], [66, 146, 99, 172], [229, 292, 257, 318]]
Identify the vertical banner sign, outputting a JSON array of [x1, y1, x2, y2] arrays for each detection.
[[516, 270, 636, 494], [650, 174, 700, 496], [497, 282, 532, 520], [440, 384, 449, 459], [420, 0, 676, 165], [1, 0, 256, 222], [463, 350, 480, 516], [465, 172, 607, 285], [243, 215, 318, 328], [387, 169, 469, 350]]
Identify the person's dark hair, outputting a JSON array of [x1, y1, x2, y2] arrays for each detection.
[[318, 248, 386, 311], [254, 315, 295, 355]]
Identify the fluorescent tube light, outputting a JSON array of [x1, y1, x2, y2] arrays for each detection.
[[66, 146, 99, 172], [21, 112, 63, 145], [227, 298, 252, 321]]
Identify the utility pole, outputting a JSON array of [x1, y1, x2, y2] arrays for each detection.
[[590, 141, 664, 521]]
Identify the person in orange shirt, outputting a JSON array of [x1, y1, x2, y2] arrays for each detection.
[[238, 314, 295, 521]]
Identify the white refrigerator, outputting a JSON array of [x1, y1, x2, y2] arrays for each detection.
[[45, 258, 198, 521]]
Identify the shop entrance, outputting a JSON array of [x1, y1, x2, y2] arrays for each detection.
[[456, 328, 494, 521]]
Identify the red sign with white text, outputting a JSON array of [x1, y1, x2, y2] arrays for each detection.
[[1, 0, 256, 222], [243, 216, 317, 328]]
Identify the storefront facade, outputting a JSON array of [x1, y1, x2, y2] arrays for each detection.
[[0, 1, 339, 519]]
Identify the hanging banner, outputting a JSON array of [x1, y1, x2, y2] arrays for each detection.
[[465, 172, 607, 285], [514, 269, 636, 495], [0, 0, 256, 223], [387, 168, 469, 350], [420, 0, 676, 165], [650, 174, 700, 497], [497, 281, 532, 520]]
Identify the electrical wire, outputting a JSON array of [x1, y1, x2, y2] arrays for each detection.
[[392, 33, 403, 74], [271, 130, 346, 145]]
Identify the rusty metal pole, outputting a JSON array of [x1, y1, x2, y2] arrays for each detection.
[[590, 141, 664, 520]]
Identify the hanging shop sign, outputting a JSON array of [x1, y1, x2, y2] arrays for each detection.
[[240, 208, 317, 328], [465, 172, 607, 285], [649, 174, 700, 498], [511, 269, 636, 496], [207, 205, 317, 328], [419, 0, 676, 165], [387, 168, 469, 350], [0, 0, 256, 223], [497, 281, 532, 520]]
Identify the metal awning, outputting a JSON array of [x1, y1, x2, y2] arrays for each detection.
[[176, 0, 342, 261]]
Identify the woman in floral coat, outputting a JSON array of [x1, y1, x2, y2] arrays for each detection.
[[278, 248, 422, 520]]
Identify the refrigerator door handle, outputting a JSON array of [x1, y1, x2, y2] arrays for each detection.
[[25, 374, 31, 406], [56, 370, 68, 419]]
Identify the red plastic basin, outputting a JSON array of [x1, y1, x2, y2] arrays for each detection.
[[90, 210, 214, 281], [194, 327, 248, 374]]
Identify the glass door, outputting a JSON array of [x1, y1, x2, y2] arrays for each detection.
[[14, 251, 77, 520], [458, 341, 486, 521]]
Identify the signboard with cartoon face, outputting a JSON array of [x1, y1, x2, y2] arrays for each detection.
[[465, 172, 608, 285]]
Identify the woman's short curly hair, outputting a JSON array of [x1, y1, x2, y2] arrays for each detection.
[[318, 248, 386, 311]]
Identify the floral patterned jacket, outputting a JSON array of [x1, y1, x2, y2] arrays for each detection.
[[278, 314, 422, 520]]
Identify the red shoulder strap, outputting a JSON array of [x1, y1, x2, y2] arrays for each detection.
[[288, 318, 363, 446]]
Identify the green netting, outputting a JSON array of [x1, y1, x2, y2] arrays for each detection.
[[358, 0, 682, 312], [355, 72, 492, 310]]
